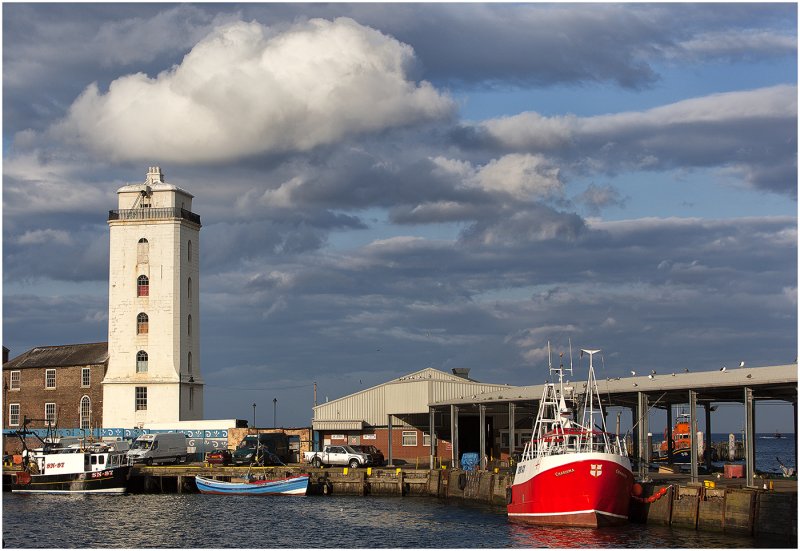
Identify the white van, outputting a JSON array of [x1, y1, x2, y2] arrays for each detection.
[[126, 433, 187, 465]]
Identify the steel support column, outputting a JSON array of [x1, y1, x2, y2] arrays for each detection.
[[689, 390, 698, 483], [429, 407, 436, 469], [666, 404, 673, 463], [479, 404, 486, 470], [744, 387, 755, 487], [387, 414, 393, 467], [451, 404, 460, 469], [794, 401, 798, 471], [508, 402, 516, 460], [704, 403, 713, 471], [637, 391, 649, 481]]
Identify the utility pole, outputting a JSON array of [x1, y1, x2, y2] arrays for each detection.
[[273, 397, 278, 428], [252, 403, 256, 428]]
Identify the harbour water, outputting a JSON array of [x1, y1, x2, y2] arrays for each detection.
[[2, 434, 795, 548], [0, 493, 789, 548]]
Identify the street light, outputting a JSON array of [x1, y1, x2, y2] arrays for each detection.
[[273, 397, 278, 428], [252, 403, 256, 428]]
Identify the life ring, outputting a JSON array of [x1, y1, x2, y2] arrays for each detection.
[[458, 473, 467, 490]]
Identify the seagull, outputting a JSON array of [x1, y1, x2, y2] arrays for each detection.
[[720, 366, 727, 372], [648, 374, 654, 380], [671, 373, 676, 377], [739, 361, 745, 368], [633, 383, 639, 387], [651, 369, 656, 375], [630, 370, 636, 376], [684, 368, 689, 373], [746, 374, 752, 379]]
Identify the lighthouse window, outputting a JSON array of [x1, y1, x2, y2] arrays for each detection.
[[136, 351, 148, 373], [188, 240, 192, 262], [137, 313, 149, 334], [188, 351, 192, 374], [135, 387, 147, 411], [189, 386, 194, 410], [137, 238, 149, 264], [188, 277, 192, 300], [188, 315, 192, 336], [137, 275, 149, 297]]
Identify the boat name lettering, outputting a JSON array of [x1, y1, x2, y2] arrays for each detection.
[[616, 468, 627, 477], [516, 465, 525, 475], [554, 468, 575, 477], [90, 470, 112, 479], [46, 462, 65, 469]]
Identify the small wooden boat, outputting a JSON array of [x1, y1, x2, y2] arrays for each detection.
[[195, 473, 309, 496]]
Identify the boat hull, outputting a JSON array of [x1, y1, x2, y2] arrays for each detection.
[[507, 453, 634, 528], [195, 474, 309, 496], [10, 466, 130, 494], [652, 447, 691, 464]]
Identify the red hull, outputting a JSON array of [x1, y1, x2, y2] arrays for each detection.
[[507, 455, 634, 528]]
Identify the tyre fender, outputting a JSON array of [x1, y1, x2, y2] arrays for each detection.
[[458, 472, 467, 490]]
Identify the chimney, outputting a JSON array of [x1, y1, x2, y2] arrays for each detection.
[[451, 368, 471, 379]]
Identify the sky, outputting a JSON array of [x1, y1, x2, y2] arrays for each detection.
[[2, 2, 797, 433]]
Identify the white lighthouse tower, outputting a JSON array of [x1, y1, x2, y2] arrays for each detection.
[[103, 167, 203, 428]]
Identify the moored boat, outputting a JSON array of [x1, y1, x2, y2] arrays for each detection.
[[652, 412, 693, 463], [195, 473, 310, 496], [9, 419, 130, 494], [507, 346, 634, 527]]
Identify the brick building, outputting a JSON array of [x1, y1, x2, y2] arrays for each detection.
[[2, 342, 108, 432]]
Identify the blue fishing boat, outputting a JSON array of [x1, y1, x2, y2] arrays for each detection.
[[195, 473, 309, 495]]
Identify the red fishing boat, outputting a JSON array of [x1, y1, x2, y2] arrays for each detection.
[[507, 347, 634, 527]]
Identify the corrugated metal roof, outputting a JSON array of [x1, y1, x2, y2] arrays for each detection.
[[3, 342, 108, 369]]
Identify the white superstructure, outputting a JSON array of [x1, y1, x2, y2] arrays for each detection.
[[103, 167, 203, 427]]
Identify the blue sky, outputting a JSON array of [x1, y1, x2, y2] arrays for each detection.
[[2, 3, 797, 433]]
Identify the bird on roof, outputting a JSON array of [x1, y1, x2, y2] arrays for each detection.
[[720, 366, 727, 372], [630, 370, 636, 376], [671, 373, 676, 377], [648, 374, 654, 380], [739, 361, 745, 368], [633, 383, 638, 387], [684, 368, 689, 372], [746, 374, 752, 379], [651, 369, 656, 375]]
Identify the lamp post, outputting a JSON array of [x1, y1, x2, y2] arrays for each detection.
[[273, 398, 278, 428], [252, 403, 256, 428]]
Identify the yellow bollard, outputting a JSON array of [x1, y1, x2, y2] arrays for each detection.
[[396, 467, 401, 475], [442, 464, 446, 470], [343, 467, 348, 475], [769, 480, 774, 491], [493, 467, 499, 474], [367, 467, 372, 476]]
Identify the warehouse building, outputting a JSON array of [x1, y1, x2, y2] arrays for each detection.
[[310, 367, 520, 466]]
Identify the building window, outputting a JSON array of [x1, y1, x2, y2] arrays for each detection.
[[9, 404, 20, 426], [135, 387, 147, 411], [188, 277, 192, 300], [189, 386, 194, 410], [137, 313, 149, 335], [10, 370, 20, 390], [81, 368, 90, 387], [188, 352, 192, 374], [45, 403, 56, 425], [80, 396, 91, 430], [136, 351, 148, 373], [188, 315, 192, 336], [188, 240, 192, 262], [45, 369, 56, 389], [402, 431, 418, 447], [137, 238, 149, 264], [137, 275, 149, 297], [423, 432, 432, 447]]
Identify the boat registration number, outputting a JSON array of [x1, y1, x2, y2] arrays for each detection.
[[90, 470, 113, 479]]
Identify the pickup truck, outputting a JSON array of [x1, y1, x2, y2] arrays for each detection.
[[303, 445, 371, 469]]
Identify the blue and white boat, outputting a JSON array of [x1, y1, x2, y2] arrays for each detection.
[[195, 473, 309, 495]]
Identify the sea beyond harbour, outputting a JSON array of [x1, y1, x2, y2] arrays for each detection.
[[2, 434, 796, 549]]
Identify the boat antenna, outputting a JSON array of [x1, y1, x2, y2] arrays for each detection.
[[567, 338, 574, 376]]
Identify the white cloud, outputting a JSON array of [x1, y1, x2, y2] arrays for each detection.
[[54, 18, 454, 162], [17, 229, 73, 246]]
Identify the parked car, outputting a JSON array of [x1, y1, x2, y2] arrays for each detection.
[[205, 449, 232, 465], [352, 445, 385, 466], [303, 445, 371, 468], [232, 433, 290, 465], [126, 433, 187, 465]]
